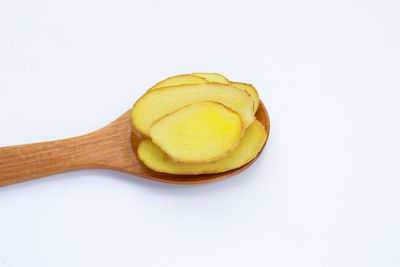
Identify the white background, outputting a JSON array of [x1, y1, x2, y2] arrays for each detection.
[[0, 0, 399, 266]]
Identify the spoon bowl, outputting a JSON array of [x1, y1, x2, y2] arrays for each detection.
[[0, 102, 269, 186]]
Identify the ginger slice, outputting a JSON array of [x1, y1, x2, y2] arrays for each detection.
[[138, 120, 267, 175], [150, 101, 243, 163], [131, 83, 254, 136], [149, 74, 207, 91], [191, 73, 230, 84], [232, 82, 260, 114]]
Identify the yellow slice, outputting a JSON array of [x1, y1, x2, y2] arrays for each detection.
[[232, 82, 260, 114], [149, 74, 207, 91], [150, 101, 243, 163], [191, 73, 230, 84], [138, 120, 267, 174], [131, 83, 254, 136]]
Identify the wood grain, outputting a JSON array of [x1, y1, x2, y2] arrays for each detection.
[[0, 102, 269, 186]]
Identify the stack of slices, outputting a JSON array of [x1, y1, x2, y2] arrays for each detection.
[[131, 73, 267, 175]]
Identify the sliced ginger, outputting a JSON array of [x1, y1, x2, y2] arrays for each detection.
[[232, 82, 260, 114], [131, 83, 254, 136], [191, 73, 230, 84], [132, 73, 265, 174], [150, 74, 207, 90], [148, 74, 260, 114], [149, 73, 229, 92], [138, 120, 267, 175], [150, 101, 243, 163]]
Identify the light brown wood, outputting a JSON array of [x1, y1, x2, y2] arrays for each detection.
[[0, 102, 269, 186]]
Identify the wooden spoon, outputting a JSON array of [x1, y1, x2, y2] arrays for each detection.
[[0, 102, 269, 186]]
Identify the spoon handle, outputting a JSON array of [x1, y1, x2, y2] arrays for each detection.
[[0, 133, 104, 186], [0, 111, 136, 187]]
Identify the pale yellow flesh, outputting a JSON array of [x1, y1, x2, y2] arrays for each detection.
[[232, 82, 260, 114], [148, 74, 261, 114], [149, 74, 207, 91], [191, 73, 230, 84], [138, 120, 267, 175], [150, 101, 243, 163], [131, 83, 254, 136]]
